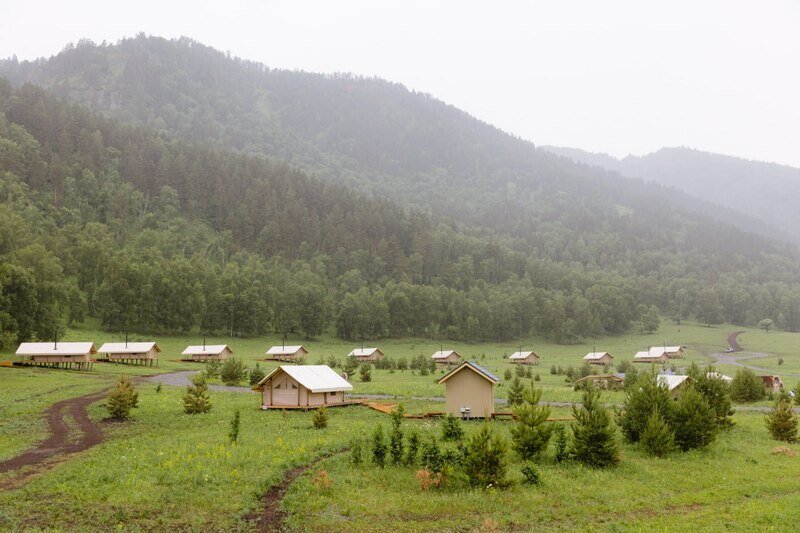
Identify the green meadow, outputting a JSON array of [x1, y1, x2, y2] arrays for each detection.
[[1, 319, 799, 530]]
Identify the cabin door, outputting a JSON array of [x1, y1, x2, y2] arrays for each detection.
[[273, 376, 299, 405]]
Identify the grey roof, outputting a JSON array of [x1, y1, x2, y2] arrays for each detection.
[[439, 360, 500, 384]]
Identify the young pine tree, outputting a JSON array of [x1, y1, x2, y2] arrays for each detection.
[[766, 397, 798, 443], [462, 423, 509, 488], [730, 368, 766, 403], [228, 410, 241, 444], [220, 357, 248, 386], [554, 423, 569, 463], [389, 405, 405, 465], [639, 408, 675, 457], [420, 436, 444, 473], [360, 363, 372, 382], [793, 382, 800, 407], [404, 428, 422, 466], [507, 376, 525, 406], [571, 388, 619, 468], [183, 373, 212, 414], [618, 372, 673, 443], [672, 388, 718, 451], [688, 364, 735, 429], [510, 382, 553, 460], [441, 413, 465, 441], [106, 375, 139, 419], [372, 424, 388, 467], [504, 368, 513, 381], [312, 406, 328, 430], [249, 363, 266, 386]]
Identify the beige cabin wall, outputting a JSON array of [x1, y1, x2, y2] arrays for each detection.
[[444, 370, 494, 418]]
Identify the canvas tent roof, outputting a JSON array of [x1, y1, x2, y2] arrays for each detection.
[[255, 365, 353, 393], [182, 345, 230, 356], [432, 350, 459, 359], [584, 352, 611, 360], [707, 372, 733, 383], [658, 375, 690, 391], [438, 361, 500, 384], [509, 351, 537, 360], [348, 348, 382, 357], [266, 345, 306, 355], [651, 346, 682, 353], [98, 342, 160, 354], [16, 342, 97, 356]]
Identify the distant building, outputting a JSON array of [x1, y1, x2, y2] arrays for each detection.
[[658, 375, 693, 398], [431, 350, 462, 365], [761, 375, 784, 391], [633, 348, 670, 364], [15, 342, 97, 370], [509, 351, 540, 365], [252, 365, 353, 409], [438, 361, 500, 419], [181, 344, 232, 361], [266, 345, 308, 362], [583, 352, 614, 365], [575, 373, 625, 390], [651, 346, 685, 359], [97, 342, 160, 367], [348, 348, 384, 362]]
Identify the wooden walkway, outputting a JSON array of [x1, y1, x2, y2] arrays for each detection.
[[364, 401, 573, 421], [259, 400, 365, 412]]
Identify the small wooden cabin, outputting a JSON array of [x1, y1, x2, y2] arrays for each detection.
[[97, 342, 160, 366], [658, 375, 693, 398], [348, 348, 384, 362], [266, 345, 308, 362], [431, 350, 462, 366], [761, 375, 784, 391], [575, 373, 625, 390], [253, 365, 354, 409], [583, 352, 614, 366], [181, 344, 232, 362], [652, 346, 685, 359], [633, 349, 669, 364], [509, 351, 540, 365], [438, 361, 500, 419], [15, 342, 97, 370]]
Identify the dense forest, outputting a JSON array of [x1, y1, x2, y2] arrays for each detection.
[[3, 37, 800, 348]]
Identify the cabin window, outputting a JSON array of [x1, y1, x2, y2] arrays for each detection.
[[291, 383, 297, 390], [330, 392, 337, 396]]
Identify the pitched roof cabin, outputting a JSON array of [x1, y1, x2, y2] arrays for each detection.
[[652, 346, 684, 359], [509, 351, 540, 365], [583, 352, 614, 365], [438, 361, 500, 419], [181, 344, 232, 361], [658, 375, 693, 398], [761, 375, 784, 391], [15, 342, 97, 370], [633, 348, 670, 364], [266, 345, 308, 362], [575, 373, 625, 390], [97, 342, 160, 366], [348, 348, 384, 361], [253, 365, 354, 409], [431, 350, 462, 365]]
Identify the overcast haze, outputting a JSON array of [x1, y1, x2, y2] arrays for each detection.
[[2, 0, 799, 167]]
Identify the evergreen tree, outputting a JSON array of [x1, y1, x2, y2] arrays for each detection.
[[672, 388, 718, 451], [220, 357, 248, 386], [106, 375, 139, 419], [249, 363, 265, 386], [510, 382, 553, 460], [688, 363, 734, 428], [404, 428, 421, 466], [553, 424, 569, 463], [371, 424, 387, 467], [507, 376, 525, 406], [462, 423, 509, 488], [228, 410, 241, 444], [420, 435, 443, 473], [183, 373, 212, 414], [571, 388, 619, 468], [312, 406, 328, 429], [618, 372, 673, 443], [766, 397, 798, 442], [730, 368, 766, 403], [359, 363, 372, 382], [640, 408, 675, 457], [441, 413, 464, 441]]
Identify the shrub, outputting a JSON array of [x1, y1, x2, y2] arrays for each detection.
[[204, 359, 222, 379], [326, 355, 340, 369], [618, 372, 673, 443], [672, 388, 718, 451], [640, 408, 675, 457], [249, 363, 266, 386], [515, 365, 526, 377], [405, 429, 421, 466], [415, 468, 443, 491], [155, 382, 162, 393], [311, 468, 332, 490], [420, 364, 429, 376], [106, 375, 139, 419], [623, 366, 639, 391], [520, 464, 541, 485], [220, 357, 248, 386], [571, 388, 619, 468], [420, 436, 444, 473], [554, 424, 569, 463], [793, 382, 800, 406], [525, 367, 533, 379], [504, 368, 512, 381], [372, 424, 387, 467], [344, 356, 359, 376], [359, 363, 372, 382], [766, 398, 798, 442], [441, 413, 464, 441], [730, 368, 766, 403], [390, 423, 404, 465], [350, 439, 363, 465], [534, 373, 541, 382], [312, 406, 328, 430], [550, 365, 557, 375], [688, 364, 734, 428], [510, 382, 553, 460], [462, 423, 509, 488], [183, 373, 212, 414], [396, 357, 408, 371], [228, 410, 241, 444], [507, 376, 525, 406]]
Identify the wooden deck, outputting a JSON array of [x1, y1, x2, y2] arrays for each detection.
[[259, 399, 365, 411]]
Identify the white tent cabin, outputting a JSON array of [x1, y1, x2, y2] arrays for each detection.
[[583, 352, 614, 365], [508, 351, 540, 365], [652, 346, 684, 359], [348, 348, 384, 362], [633, 348, 670, 364], [252, 365, 357, 409], [97, 341, 160, 366], [431, 350, 462, 365], [15, 342, 97, 370], [181, 344, 232, 362], [266, 345, 308, 362], [658, 375, 693, 398]]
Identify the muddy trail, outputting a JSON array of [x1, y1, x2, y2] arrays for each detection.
[[0, 390, 107, 488], [247, 448, 347, 532], [727, 331, 746, 352]]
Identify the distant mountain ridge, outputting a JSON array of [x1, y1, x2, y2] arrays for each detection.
[[542, 145, 800, 243]]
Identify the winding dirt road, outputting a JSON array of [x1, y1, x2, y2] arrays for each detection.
[[0, 390, 107, 488], [710, 331, 800, 378]]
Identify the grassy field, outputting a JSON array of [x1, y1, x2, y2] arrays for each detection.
[[1, 319, 800, 530]]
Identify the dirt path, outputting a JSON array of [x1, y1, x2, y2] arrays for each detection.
[[247, 448, 347, 532], [727, 330, 745, 352], [0, 390, 107, 488], [146, 370, 253, 393]]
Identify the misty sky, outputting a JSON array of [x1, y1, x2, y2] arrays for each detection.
[[2, 0, 799, 167]]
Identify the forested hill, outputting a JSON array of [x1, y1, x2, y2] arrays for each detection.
[[542, 145, 800, 243]]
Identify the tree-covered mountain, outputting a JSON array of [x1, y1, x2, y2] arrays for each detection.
[[3, 36, 800, 347], [542, 145, 800, 243]]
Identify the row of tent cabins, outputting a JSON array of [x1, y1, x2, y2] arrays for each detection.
[[582, 346, 685, 366], [15, 342, 162, 369]]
